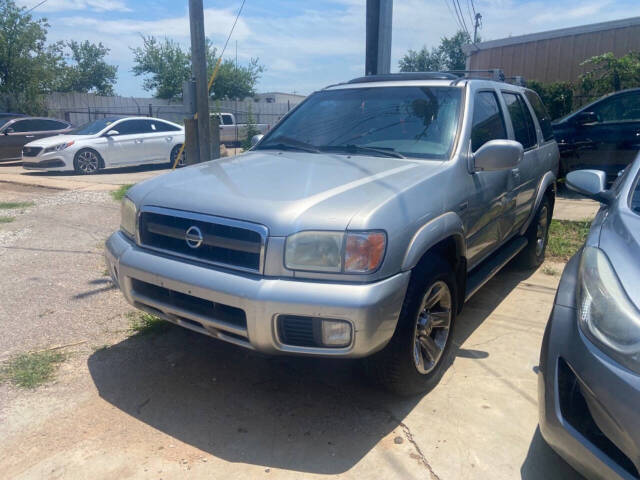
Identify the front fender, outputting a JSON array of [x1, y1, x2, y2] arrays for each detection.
[[401, 212, 466, 271], [520, 171, 556, 235]]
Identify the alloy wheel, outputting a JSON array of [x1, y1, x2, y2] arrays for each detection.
[[535, 205, 549, 257], [77, 151, 99, 174], [412, 280, 452, 375]]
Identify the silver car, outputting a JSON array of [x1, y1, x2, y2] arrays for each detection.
[[539, 159, 640, 479], [106, 72, 559, 395]]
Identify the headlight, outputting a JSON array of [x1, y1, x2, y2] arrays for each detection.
[[43, 141, 74, 154], [285, 230, 386, 274], [577, 246, 640, 373], [120, 197, 138, 239]]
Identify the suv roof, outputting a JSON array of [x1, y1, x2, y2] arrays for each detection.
[[347, 72, 458, 84]]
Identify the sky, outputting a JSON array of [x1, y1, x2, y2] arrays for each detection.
[[15, 0, 640, 98]]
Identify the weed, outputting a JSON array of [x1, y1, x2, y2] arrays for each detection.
[[110, 184, 134, 201], [128, 311, 170, 335], [0, 216, 14, 223], [0, 351, 67, 389], [0, 201, 34, 210], [547, 220, 591, 261]]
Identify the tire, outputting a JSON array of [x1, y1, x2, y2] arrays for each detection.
[[517, 195, 552, 269], [73, 149, 102, 175], [364, 254, 458, 396], [169, 145, 186, 168]]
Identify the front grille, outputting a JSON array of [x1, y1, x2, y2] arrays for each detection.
[[131, 278, 247, 329], [22, 146, 43, 157], [139, 207, 265, 272], [22, 159, 65, 168]]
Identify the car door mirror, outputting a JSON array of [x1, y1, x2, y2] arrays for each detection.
[[250, 134, 264, 147], [566, 169, 613, 204], [575, 111, 598, 126], [106, 130, 119, 137], [5, 127, 14, 135], [473, 140, 523, 172]]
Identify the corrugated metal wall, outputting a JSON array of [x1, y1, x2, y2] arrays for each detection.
[[467, 23, 640, 83]]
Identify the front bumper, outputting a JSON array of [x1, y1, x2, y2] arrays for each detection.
[[539, 254, 640, 480], [105, 231, 410, 358], [22, 157, 69, 170]]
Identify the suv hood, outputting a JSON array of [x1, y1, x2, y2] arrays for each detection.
[[132, 150, 440, 236]]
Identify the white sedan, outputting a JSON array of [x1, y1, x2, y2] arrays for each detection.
[[21, 116, 185, 174]]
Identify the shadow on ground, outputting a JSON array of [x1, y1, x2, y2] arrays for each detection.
[[88, 265, 581, 476]]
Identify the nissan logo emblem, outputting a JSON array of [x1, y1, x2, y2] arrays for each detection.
[[185, 225, 204, 249]]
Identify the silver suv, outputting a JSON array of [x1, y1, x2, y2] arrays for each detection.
[[106, 73, 559, 395]]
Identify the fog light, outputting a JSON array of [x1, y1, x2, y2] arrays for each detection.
[[321, 320, 352, 347]]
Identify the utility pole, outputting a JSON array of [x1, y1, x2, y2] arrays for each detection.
[[365, 0, 393, 76], [189, 0, 211, 164], [473, 13, 482, 43]]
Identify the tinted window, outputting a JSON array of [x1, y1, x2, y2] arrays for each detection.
[[524, 90, 554, 142], [10, 119, 46, 132], [70, 118, 119, 135], [631, 172, 640, 214], [471, 91, 507, 151], [221, 115, 234, 125], [151, 121, 181, 132], [39, 119, 69, 131], [502, 92, 537, 149], [257, 86, 463, 160], [592, 93, 640, 123], [113, 120, 153, 135]]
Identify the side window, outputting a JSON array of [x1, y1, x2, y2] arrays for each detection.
[[152, 121, 180, 132], [10, 119, 44, 132], [502, 92, 536, 149], [471, 91, 507, 151], [221, 115, 234, 125], [39, 119, 69, 131], [592, 93, 640, 123], [113, 120, 153, 135], [524, 90, 554, 142], [111, 120, 134, 135]]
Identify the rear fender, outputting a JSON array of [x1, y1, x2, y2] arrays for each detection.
[[520, 171, 556, 235]]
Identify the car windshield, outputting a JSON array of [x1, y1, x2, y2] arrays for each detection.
[[256, 86, 463, 160], [70, 118, 118, 135]]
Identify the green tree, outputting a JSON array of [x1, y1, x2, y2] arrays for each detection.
[[132, 35, 264, 101], [399, 30, 472, 72], [58, 41, 118, 96], [241, 104, 260, 150], [527, 80, 574, 120], [0, 0, 64, 113], [579, 52, 640, 98]]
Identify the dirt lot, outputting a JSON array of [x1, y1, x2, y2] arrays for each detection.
[[0, 176, 586, 480]]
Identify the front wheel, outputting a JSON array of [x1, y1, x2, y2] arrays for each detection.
[[73, 149, 102, 175], [364, 255, 457, 396]]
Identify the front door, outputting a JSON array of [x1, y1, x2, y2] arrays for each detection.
[[463, 90, 514, 269], [102, 119, 147, 165], [571, 91, 640, 177], [0, 119, 49, 160]]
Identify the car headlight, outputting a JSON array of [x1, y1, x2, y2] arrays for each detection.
[[285, 230, 386, 274], [43, 141, 74, 154], [577, 246, 640, 373], [120, 197, 138, 239]]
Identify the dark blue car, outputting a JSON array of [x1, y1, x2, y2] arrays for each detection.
[[539, 157, 640, 479], [552, 89, 640, 180]]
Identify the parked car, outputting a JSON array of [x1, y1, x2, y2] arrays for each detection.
[[22, 116, 185, 174], [106, 72, 559, 395], [552, 88, 640, 180], [212, 112, 270, 146], [0, 112, 26, 118], [538, 159, 640, 480], [0, 116, 72, 163]]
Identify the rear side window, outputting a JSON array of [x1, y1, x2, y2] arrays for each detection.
[[39, 119, 69, 131], [10, 119, 45, 132], [502, 92, 537, 149], [524, 90, 554, 142], [151, 121, 181, 132], [471, 91, 507, 151]]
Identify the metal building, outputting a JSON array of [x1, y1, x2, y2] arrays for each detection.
[[463, 17, 640, 83]]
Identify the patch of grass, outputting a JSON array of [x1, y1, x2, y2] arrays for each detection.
[[110, 184, 134, 201], [0, 201, 34, 210], [548, 219, 591, 261], [1, 351, 67, 389], [542, 265, 559, 276], [128, 311, 170, 335], [0, 216, 14, 223]]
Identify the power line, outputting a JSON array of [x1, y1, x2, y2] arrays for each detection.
[[465, 0, 475, 30], [218, 0, 247, 61], [24, 0, 48, 15], [443, 0, 464, 33], [452, 0, 471, 37]]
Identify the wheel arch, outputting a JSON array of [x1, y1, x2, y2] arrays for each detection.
[[74, 147, 105, 169], [520, 171, 556, 236]]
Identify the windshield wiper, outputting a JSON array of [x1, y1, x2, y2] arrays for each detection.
[[258, 136, 320, 153], [324, 144, 406, 159]]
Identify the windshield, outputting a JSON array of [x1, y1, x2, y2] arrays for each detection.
[[70, 118, 118, 135], [256, 86, 463, 160]]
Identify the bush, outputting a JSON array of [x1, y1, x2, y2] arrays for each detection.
[[527, 80, 574, 120]]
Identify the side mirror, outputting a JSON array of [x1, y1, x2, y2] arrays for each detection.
[[106, 130, 119, 137], [473, 139, 523, 172], [5, 127, 14, 135], [575, 111, 598, 126], [250, 134, 264, 147], [566, 169, 613, 204]]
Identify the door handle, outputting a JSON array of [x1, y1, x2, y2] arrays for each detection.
[[25, 135, 35, 138], [134, 139, 144, 144], [511, 168, 521, 182]]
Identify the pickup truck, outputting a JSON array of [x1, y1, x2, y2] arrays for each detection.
[[211, 112, 270, 146], [106, 72, 559, 395]]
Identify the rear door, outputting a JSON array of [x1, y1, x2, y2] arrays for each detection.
[[1, 119, 54, 160], [463, 90, 513, 269], [501, 91, 539, 235], [572, 91, 640, 177], [150, 120, 182, 162]]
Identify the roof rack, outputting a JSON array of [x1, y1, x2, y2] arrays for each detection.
[[347, 72, 458, 84], [446, 69, 506, 82]]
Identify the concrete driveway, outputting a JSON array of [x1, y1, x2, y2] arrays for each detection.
[[0, 181, 586, 479]]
